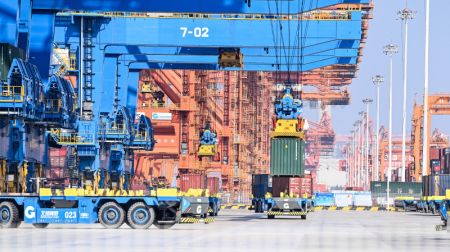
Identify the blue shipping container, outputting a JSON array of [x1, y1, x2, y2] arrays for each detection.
[[315, 192, 335, 206]]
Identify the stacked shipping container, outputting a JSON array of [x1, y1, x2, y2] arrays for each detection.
[[422, 174, 450, 197], [45, 147, 68, 187]]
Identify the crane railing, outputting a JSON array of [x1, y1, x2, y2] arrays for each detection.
[[45, 99, 62, 113], [56, 9, 356, 21], [0, 86, 24, 103]]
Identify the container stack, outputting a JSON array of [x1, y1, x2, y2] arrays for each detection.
[[45, 147, 69, 187], [268, 87, 307, 198], [422, 174, 450, 197]]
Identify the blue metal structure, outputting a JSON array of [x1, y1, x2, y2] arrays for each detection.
[[274, 88, 303, 120], [0, 59, 46, 193], [0, 0, 371, 228], [437, 200, 448, 231]]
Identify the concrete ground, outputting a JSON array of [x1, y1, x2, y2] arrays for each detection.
[[1, 210, 449, 252]]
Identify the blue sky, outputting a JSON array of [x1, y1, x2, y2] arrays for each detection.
[[304, 0, 450, 136]]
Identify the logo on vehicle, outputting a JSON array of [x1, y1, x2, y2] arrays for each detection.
[[283, 203, 290, 209], [80, 213, 89, 219], [196, 205, 202, 214], [25, 206, 36, 219]]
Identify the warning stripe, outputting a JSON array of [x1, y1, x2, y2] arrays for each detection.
[[313, 206, 401, 211], [267, 211, 307, 216], [221, 204, 251, 210]]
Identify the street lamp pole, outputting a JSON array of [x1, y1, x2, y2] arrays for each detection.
[[363, 99, 373, 190], [383, 43, 399, 208], [398, 8, 415, 182], [372, 75, 384, 181], [357, 115, 363, 187], [351, 130, 355, 186], [422, 0, 430, 177], [352, 124, 358, 186]]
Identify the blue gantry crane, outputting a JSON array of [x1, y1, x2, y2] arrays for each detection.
[[0, 0, 371, 228]]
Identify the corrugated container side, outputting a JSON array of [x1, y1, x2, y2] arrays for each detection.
[[353, 192, 372, 207], [270, 138, 305, 176], [444, 149, 450, 174], [179, 174, 206, 192], [252, 174, 271, 198], [207, 177, 220, 195], [271, 176, 290, 197], [44, 167, 67, 179], [49, 147, 67, 157], [252, 174, 269, 185], [370, 181, 422, 197], [429, 148, 440, 160], [315, 192, 334, 206], [334, 192, 353, 207], [314, 184, 327, 192], [422, 175, 450, 196]]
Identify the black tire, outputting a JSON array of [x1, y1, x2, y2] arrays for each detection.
[[259, 201, 264, 213], [98, 202, 125, 229], [32, 223, 49, 228], [301, 215, 307, 220], [126, 202, 155, 229], [268, 214, 275, 219], [214, 207, 219, 216], [0, 201, 20, 228], [154, 222, 176, 229]]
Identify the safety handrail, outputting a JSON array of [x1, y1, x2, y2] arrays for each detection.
[[0, 86, 24, 102], [45, 99, 62, 113]]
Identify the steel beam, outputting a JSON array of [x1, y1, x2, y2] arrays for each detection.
[[32, 0, 370, 14]]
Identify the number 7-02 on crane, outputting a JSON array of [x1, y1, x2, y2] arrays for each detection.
[[0, 188, 213, 229]]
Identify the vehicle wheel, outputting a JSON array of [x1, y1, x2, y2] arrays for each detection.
[[154, 222, 176, 229], [431, 205, 436, 215], [0, 201, 20, 228], [32, 223, 49, 228], [99, 202, 125, 229], [126, 202, 155, 229], [301, 215, 307, 220], [214, 207, 219, 216], [256, 201, 262, 213], [268, 215, 275, 219]]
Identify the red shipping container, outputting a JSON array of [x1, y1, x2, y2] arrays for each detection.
[[45, 167, 66, 180], [49, 156, 67, 168], [289, 177, 301, 185], [339, 160, 346, 171], [49, 147, 67, 157], [429, 148, 440, 160], [207, 177, 220, 195], [299, 176, 313, 197], [179, 173, 206, 192], [314, 184, 327, 192]]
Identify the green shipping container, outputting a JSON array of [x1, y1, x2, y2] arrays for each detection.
[[270, 138, 305, 176], [1, 43, 25, 81], [370, 181, 422, 197]]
